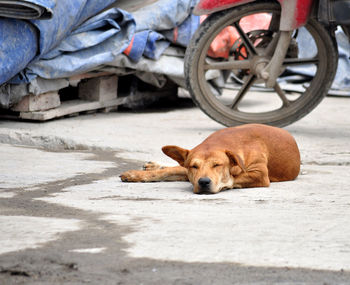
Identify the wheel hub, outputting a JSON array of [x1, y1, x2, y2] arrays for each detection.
[[250, 56, 270, 78]]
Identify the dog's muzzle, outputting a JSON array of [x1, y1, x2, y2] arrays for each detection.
[[197, 177, 213, 194]]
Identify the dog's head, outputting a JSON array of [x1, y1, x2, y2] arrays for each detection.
[[162, 145, 246, 194]]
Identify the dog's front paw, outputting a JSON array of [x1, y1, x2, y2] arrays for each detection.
[[143, 161, 162, 171], [120, 170, 143, 182]]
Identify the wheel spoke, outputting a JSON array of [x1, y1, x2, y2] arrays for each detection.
[[268, 13, 280, 32], [283, 57, 319, 66], [204, 60, 251, 70], [274, 83, 291, 107], [233, 22, 259, 56], [230, 74, 256, 109], [264, 32, 280, 56]]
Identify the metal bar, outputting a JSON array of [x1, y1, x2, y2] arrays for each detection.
[[204, 60, 251, 70], [230, 74, 256, 109]]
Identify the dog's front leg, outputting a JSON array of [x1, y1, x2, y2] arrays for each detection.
[[120, 166, 188, 182], [232, 163, 270, 188]]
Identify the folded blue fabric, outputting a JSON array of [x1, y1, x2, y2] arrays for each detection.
[[0, 0, 198, 86], [0, 0, 55, 19], [0, 18, 37, 84]]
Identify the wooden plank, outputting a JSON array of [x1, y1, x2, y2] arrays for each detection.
[[78, 75, 118, 102], [19, 98, 125, 121], [11, 91, 60, 112]]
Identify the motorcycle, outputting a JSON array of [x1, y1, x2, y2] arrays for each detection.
[[184, 0, 350, 127]]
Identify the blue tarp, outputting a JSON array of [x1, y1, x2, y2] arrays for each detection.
[[17, 7, 135, 83], [0, 18, 38, 84], [0, 0, 118, 85], [0, 0, 198, 84], [0, 0, 199, 108], [0, 0, 55, 20]]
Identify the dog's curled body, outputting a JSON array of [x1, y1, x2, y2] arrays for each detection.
[[195, 124, 300, 182], [120, 124, 300, 194]]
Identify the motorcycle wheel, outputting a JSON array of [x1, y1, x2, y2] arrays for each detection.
[[185, 2, 338, 127]]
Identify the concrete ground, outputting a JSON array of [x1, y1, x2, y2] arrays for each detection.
[[0, 95, 350, 284]]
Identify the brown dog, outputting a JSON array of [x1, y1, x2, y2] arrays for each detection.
[[120, 124, 300, 194]]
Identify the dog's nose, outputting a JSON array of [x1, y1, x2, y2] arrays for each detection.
[[198, 177, 212, 188]]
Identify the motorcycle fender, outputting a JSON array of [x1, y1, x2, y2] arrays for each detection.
[[193, 0, 255, 15], [193, 0, 313, 30]]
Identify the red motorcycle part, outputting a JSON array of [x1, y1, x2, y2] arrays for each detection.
[[194, 0, 313, 30], [207, 13, 271, 58]]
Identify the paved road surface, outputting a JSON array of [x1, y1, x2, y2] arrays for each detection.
[[0, 96, 350, 284]]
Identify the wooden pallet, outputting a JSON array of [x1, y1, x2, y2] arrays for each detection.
[[18, 93, 168, 121], [3, 73, 176, 121]]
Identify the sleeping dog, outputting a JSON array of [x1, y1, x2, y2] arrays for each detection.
[[120, 124, 300, 194]]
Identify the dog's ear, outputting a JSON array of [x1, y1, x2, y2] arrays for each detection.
[[162, 145, 189, 167], [225, 150, 246, 172]]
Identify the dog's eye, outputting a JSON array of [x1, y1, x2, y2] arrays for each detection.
[[190, 165, 198, 169], [213, 164, 221, 168]]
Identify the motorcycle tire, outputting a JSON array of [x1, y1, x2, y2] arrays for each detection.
[[185, 2, 338, 127]]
